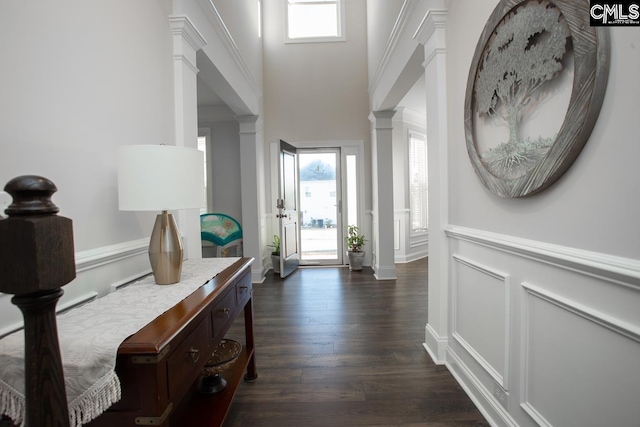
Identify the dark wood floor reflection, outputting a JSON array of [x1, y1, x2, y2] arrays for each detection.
[[223, 259, 489, 426]]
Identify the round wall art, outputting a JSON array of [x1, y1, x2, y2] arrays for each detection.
[[464, 0, 609, 198]]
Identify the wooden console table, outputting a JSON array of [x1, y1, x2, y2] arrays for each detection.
[[87, 257, 256, 427]]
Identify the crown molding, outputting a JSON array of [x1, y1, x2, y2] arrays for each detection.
[[368, 0, 419, 95], [196, 0, 262, 101]]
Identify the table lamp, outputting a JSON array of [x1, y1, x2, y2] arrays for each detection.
[[117, 145, 204, 285]]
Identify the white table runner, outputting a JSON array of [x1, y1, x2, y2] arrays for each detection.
[[0, 257, 241, 427]]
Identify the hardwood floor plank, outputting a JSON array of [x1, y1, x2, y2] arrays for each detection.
[[221, 260, 489, 426]]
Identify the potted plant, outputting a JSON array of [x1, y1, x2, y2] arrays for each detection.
[[345, 225, 366, 271], [269, 235, 281, 274]]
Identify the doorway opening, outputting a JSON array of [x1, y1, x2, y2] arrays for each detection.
[[299, 149, 341, 264], [272, 140, 364, 270]]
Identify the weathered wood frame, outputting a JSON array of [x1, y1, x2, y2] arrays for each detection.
[[464, 0, 610, 198]]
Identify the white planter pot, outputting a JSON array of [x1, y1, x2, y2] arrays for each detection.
[[347, 251, 365, 271], [271, 254, 280, 274]]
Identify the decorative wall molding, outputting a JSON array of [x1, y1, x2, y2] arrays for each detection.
[[452, 254, 511, 389], [522, 281, 640, 344], [0, 239, 151, 338], [76, 238, 149, 273], [409, 238, 428, 249], [520, 281, 640, 426], [0, 292, 98, 339], [196, 0, 262, 101], [369, 0, 419, 95], [446, 225, 640, 290]]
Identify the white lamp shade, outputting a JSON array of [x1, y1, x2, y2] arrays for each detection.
[[118, 145, 204, 211]]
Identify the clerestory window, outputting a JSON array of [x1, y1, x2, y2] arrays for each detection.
[[285, 0, 346, 43]]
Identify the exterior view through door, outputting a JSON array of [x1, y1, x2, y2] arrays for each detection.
[[299, 149, 343, 265]]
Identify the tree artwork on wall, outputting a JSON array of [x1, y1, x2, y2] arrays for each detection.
[[464, 0, 610, 198]]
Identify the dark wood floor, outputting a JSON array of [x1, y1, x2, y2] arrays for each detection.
[[223, 259, 489, 426]]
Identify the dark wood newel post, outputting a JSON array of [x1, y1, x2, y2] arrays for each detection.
[[0, 176, 75, 427]]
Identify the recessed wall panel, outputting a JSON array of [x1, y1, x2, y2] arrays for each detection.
[[522, 285, 640, 427], [453, 255, 509, 386]]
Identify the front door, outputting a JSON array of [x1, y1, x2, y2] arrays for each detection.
[[277, 140, 300, 278], [298, 149, 343, 265]]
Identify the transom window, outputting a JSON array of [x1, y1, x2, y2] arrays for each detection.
[[285, 0, 345, 43]]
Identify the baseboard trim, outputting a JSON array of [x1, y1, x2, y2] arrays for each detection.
[[423, 323, 447, 364], [446, 349, 519, 427], [374, 265, 397, 280]]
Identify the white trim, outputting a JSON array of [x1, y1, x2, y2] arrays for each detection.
[[369, 0, 419, 94], [409, 238, 429, 248], [520, 281, 640, 426], [446, 349, 519, 427], [414, 9, 447, 69], [0, 292, 98, 339], [522, 281, 640, 344], [75, 238, 149, 273], [168, 15, 207, 74], [393, 106, 426, 129], [109, 271, 152, 293], [423, 323, 447, 364], [445, 225, 640, 290], [452, 254, 511, 389], [196, 0, 262, 100], [413, 9, 447, 46], [373, 265, 397, 281]]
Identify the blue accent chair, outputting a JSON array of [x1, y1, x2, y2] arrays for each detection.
[[200, 213, 243, 257]]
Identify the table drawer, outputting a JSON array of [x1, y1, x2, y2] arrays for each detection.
[[166, 316, 211, 397], [235, 274, 252, 307], [211, 288, 236, 337]]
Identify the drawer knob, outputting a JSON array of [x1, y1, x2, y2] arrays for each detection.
[[188, 347, 200, 363], [223, 308, 230, 318]]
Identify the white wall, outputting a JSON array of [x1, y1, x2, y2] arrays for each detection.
[[441, 1, 640, 426], [0, 0, 177, 333]]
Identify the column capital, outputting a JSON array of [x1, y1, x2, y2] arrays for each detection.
[[169, 16, 206, 74], [414, 10, 447, 67], [414, 10, 447, 46], [371, 110, 396, 129], [169, 16, 207, 51], [236, 115, 260, 134]]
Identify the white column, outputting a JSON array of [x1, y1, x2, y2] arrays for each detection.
[[414, 9, 449, 364], [371, 110, 397, 280], [237, 115, 265, 283], [169, 16, 206, 261]]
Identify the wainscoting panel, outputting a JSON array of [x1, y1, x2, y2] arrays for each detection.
[[394, 209, 428, 263], [452, 255, 510, 388], [521, 283, 640, 427], [0, 239, 150, 338], [444, 225, 640, 427]]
